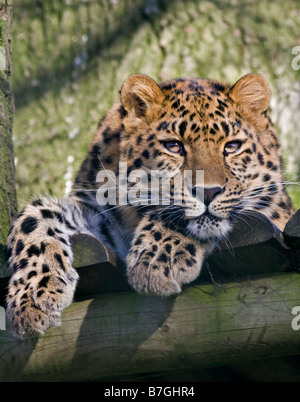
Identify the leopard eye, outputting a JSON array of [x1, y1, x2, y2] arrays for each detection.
[[163, 140, 185, 155], [224, 140, 242, 155]]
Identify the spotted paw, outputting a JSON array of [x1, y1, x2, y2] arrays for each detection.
[[6, 265, 78, 338], [126, 220, 209, 296], [6, 301, 61, 338]]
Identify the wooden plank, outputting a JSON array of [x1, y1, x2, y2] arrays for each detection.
[[283, 209, 300, 249], [0, 272, 300, 381], [71, 234, 129, 296], [204, 212, 291, 280]]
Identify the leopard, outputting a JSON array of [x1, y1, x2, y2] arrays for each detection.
[[5, 72, 294, 338]]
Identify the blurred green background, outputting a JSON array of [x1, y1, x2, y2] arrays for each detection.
[[12, 0, 300, 209]]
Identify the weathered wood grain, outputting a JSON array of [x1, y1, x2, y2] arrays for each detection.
[[0, 272, 300, 381]]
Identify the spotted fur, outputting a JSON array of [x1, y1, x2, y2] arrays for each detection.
[[6, 73, 294, 337]]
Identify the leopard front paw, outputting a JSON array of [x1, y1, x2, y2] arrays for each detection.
[[6, 267, 78, 338], [126, 231, 206, 296], [6, 302, 62, 338]]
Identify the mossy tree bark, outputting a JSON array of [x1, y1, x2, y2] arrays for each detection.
[[0, 0, 17, 245]]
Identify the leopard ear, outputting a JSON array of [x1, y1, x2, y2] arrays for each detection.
[[229, 73, 271, 115], [120, 74, 165, 124]]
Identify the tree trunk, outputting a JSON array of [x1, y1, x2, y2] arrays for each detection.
[[0, 0, 17, 246]]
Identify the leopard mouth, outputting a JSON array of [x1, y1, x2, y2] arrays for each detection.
[[197, 210, 221, 221], [157, 205, 232, 242], [186, 211, 232, 242]]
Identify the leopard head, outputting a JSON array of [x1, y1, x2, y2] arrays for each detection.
[[115, 73, 293, 241]]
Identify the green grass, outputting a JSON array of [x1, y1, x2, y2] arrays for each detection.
[[12, 0, 300, 209]]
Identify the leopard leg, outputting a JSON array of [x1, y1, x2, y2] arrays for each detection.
[[5, 197, 91, 338]]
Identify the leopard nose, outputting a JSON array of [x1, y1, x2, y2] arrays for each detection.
[[192, 186, 224, 206]]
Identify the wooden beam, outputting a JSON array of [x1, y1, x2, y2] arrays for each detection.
[[0, 272, 300, 381]]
